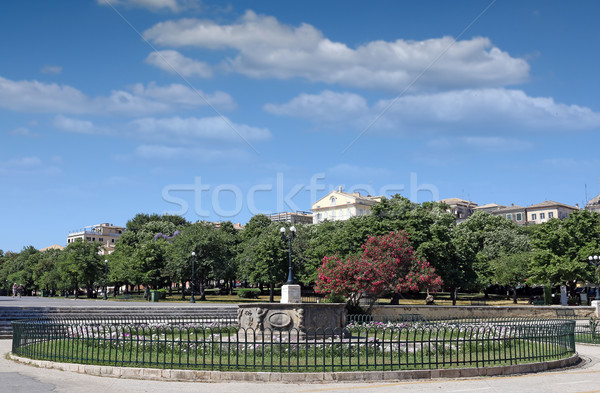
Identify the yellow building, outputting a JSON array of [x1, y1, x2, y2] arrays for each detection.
[[526, 201, 579, 224], [67, 223, 125, 255], [311, 187, 382, 224]]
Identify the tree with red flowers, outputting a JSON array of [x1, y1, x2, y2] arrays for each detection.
[[315, 231, 442, 309]]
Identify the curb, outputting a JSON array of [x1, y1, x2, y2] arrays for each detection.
[[8, 353, 580, 383]]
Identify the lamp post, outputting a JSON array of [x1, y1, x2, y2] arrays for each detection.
[[190, 251, 196, 304], [103, 259, 108, 300], [280, 226, 297, 285], [589, 255, 600, 300]]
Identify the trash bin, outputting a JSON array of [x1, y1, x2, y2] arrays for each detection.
[[150, 290, 160, 302], [41, 290, 47, 297]]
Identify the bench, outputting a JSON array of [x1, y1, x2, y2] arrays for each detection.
[[555, 309, 576, 319]]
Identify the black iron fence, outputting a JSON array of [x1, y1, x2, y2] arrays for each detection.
[[12, 316, 575, 372]]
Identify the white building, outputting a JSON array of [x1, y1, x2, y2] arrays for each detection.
[[67, 223, 125, 255], [311, 187, 382, 224]]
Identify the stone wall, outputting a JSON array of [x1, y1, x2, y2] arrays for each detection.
[[372, 305, 596, 319]]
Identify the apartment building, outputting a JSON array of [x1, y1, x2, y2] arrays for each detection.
[[526, 200, 579, 224], [439, 198, 478, 222], [311, 187, 382, 224], [67, 223, 125, 255]]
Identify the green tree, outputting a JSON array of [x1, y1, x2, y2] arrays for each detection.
[[57, 241, 103, 297]]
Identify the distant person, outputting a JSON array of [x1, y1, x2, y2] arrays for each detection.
[[17, 284, 24, 298], [12, 283, 17, 298]]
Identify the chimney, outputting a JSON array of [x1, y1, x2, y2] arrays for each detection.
[[576, 203, 579, 209], [338, 186, 342, 192], [511, 203, 514, 206]]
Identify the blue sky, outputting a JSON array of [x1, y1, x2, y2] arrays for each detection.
[[1, 0, 599, 252]]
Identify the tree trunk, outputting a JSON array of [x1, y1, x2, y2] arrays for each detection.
[[513, 286, 518, 304], [269, 282, 275, 303], [390, 292, 400, 305], [451, 287, 457, 306], [199, 276, 206, 301]]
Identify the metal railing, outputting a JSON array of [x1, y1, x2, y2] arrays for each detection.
[[12, 316, 575, 372]]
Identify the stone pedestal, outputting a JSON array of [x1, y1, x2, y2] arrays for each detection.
[[593, 300, 600, 317], [237, 303, 347, 339], [280, 284, 301, 303]]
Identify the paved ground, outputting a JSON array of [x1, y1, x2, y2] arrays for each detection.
[[2, 339, 600, 393], [0, 295, 236, 308]]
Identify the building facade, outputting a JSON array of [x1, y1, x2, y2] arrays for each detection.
[[586, 194, 600, 214], [311, 187, 381, 224], [473, 203, 506, 214], [67, 223, 125, 255], [525, 200, 579, 224], [491, 205, 528, 225], [439, 198, 478, 222], [267, 211, 313, 225]]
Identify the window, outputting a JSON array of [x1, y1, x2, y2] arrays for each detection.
[[506, 214, 512, 220], [531, 213, 537, 220], [111, 239, 115, 243], [516, 213, 522, 221], [330, 196, 336, 206], [359, 209, 364, 215], [540, 213, 545, 220], [549, 212, 554, 219], [99, 238, 103, 242]]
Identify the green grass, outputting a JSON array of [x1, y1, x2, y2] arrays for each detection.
[[17, 338, 566, 372]]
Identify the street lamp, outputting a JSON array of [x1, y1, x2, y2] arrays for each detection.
[[280, 226, 297, 285], [589, 255, 600, 300], [103, 259, 108, 300], [190, 251, 196, 304]]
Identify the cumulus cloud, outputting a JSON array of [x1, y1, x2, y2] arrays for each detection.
[[0, 76, 91, 114], [264, 91, 368, 124], [0, 76, 235, 116], [53, 115, 105, 134], [145, 50, 212, 78], [97, 0, 200, 13], [143, 10, 529, 91], [52, 114, 270, 146], [265, 89, 600, 133], [128, 116, 271, 143], [0, 156, 61, 176], [40, 65, 62, 75]]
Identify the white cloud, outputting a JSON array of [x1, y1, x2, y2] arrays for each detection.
[[0, 156, 61, 176], [128, 116, 271, 143], [265, 89, 600, 133], [53, 115, 104, 134], [264, 91, 368, 124], [145, 50, 212, 78], [40, 65, 63, 75], [0, 76, 234, 116], [128, 82, 235, 110], [0, 76, 91, 114], [97, 0, 199, 13], [144, 10, 529, 91]]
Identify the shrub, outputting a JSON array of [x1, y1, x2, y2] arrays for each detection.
[[237, 288, 261, 299]]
